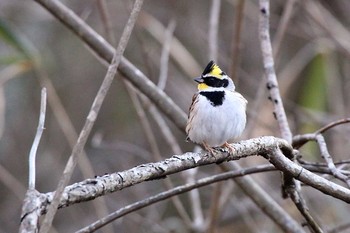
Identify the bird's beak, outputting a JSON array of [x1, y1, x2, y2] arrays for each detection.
[[194, 77, 204, 83]]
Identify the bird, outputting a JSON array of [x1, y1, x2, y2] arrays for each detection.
[[186, 60, 247, 154]]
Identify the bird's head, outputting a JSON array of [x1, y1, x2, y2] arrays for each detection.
[[194, 61, 235, 91]]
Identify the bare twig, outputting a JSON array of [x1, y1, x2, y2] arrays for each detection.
[[124, 11, 192, 227], [304, 0, 350, 59], [138, 12, 202, 77], [258, 2, 303, 223], [315, 134, 350, 187], [293, 118, 350, 148], [185, 166, 205, 231], [158, 20, 176, 90], [34, 0, 187, 132], [18, 136, 350, 222], [316, 118, 350, 134], [293, 118, 350, 187], [258, 5, 316, 229], [38, 1, 144, 232], [96, 0, 116, 45], [19, 88, 47, 233], [265, 147, 350, 202], [229, 0, 245, 82], [209, 0, 221, 61], [75, 164, 276, 233], [97, 3, 177, 231], [259, 0, 292, 143], [206, 2, 222, 231], [220, 162, 305, 233], [126, 83, 193, 226], [116, 15, 192, 226], [272, 0, 297, 61], [28, 88, 47, 190], [35, 61, 114, 233]]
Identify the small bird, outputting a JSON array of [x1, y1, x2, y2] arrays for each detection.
[[186, 61, 247, 154]]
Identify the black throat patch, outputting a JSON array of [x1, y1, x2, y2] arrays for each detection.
[[200, 91, 225, 106]]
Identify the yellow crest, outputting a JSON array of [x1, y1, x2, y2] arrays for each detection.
[[202, 61, 224, 79], [210, 64, 223, 77]]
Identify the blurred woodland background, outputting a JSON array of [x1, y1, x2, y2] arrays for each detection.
[[1, 0, 350, 232]]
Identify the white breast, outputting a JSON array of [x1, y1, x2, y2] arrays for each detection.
[[187, 91, 247, 147]]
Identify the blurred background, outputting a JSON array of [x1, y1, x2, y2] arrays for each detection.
[[1, 0, 350, 232]]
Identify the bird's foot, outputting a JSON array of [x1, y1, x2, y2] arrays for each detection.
[[222, 142, 235, 154], [202, 142, 216, 155]]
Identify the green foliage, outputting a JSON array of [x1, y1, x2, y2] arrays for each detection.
[[299, 53, 327, 113], [0, 19, 31, 60], [298, 53, 328, 158]]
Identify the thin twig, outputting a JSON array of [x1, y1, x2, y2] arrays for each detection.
[[100, 0, 191, 229], [304, 0, 350, 59], [316, 118, 350, 134], [293, 118, 350, 148], [28, 87, 47, 190], [259, 0, 292, 143], [229, 0, 245, 82], [138, 12, 202, 77], [293, 131, 350, 186], [34, 63, 114, 233], [272, 0, 297, 61], [124, 11, 192, 228], [315, 134, 350, 187], [220, 162, 305, 233], [206, 2, 222, 231], [38, 1, 144, 232], [158, 20, 176, 90], [126, 83, 193, 226], [96, 0, 116, 45], [186, 166, 205, 231], [75, 164, 276, 233], [300, 159, 350, 168], [266, 147, 350, 202], [120, 16, 192, 225], [209, 0, 221, 61], [34, 0, 187, 132], [19, 88, 47, 233], [206, 181, 222, 233]]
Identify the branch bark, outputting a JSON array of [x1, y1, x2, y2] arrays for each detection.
[[18, 136, 350, 228]]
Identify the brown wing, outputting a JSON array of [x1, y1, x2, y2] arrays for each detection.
[[186, 93, 199, 140]]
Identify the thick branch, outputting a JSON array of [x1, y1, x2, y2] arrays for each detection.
[[22, 136, 350, 219], [267, 148, 350, 202], [75, 165, 276, 233]]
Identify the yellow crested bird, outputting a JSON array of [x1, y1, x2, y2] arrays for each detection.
[[186, 61, 247, 154]]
